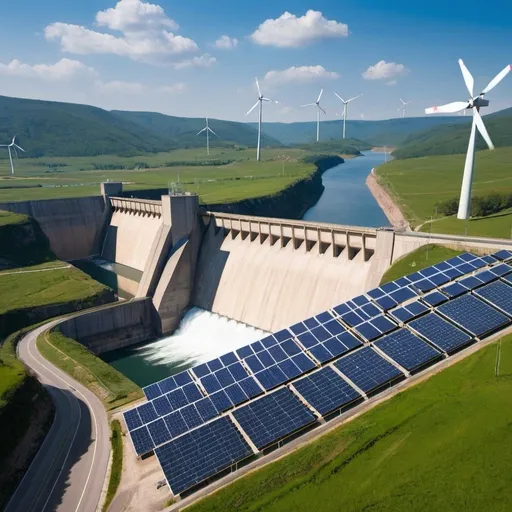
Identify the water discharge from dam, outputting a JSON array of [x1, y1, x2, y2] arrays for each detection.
[[102, 307, 267, 387], [102, 151, 391, 386]]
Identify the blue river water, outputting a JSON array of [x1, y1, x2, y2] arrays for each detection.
[[302, 151, 390, 227]]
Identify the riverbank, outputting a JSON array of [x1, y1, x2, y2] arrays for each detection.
[[366, 168, 409, 230]]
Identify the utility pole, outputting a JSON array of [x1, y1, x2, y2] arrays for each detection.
[[495, 338, 502, 377]]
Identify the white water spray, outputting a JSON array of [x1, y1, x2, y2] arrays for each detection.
[[135, 307, 268, 369]]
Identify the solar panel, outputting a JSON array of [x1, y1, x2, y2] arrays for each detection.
[[374, 329, 442, 372], [232, 388, 316, 450], [458, 275, 484, 290], [130, 426, 155, 455], [333, 347, 403, 394], [492, 250, 512, 262], [421, 291, 448, 307], [147, 418, 172, 446], [389, 300, 428, 323], [441, 282, 468, 298], [504, 274, 512, 286], [292, 367, 361, 416], [409, 313, 472, 354], [490, 263, 512, 276], [473, 270, 498, 285], [155, 416, 253, 495], [124, 408, 142, 432], [473, 281, 512, 317], [143, 382, 163, 401], [437, 294, 510, 337]]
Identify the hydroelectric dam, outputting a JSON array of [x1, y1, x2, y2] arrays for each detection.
[[1, 177, 509, 382]]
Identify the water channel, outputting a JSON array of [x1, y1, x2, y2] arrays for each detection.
[[100, 151, 391, 387]]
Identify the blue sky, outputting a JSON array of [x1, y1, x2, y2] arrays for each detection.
[[0, 0, 511, 122]]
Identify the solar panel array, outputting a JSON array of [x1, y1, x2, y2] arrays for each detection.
[[122, 249, 512, 496]]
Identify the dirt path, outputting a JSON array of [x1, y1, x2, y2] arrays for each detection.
[[366, 169, 410, 230], [0, 265, 71, 276]]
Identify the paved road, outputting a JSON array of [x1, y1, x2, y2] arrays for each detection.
[[6, 321, 110, 512]]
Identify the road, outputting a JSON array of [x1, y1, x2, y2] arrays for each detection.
[[6, 321, 110, 512]]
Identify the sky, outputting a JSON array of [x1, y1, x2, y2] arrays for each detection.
[[0, 0, 511, 122]]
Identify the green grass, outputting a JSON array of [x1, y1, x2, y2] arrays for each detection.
[[0, 263, 110, 315], [103, 420, 123, 512], [0, 330, 27, 408], [380, 245, 464, 285], [189, 334, 512, 512], [421, 209, 512, 240], [0, 148, 315, 203], [37, 330, 142, 410], [376, 146, 512, 227], [0, 210, 27, 226]]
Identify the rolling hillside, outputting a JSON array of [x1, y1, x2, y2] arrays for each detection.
[[257, 116, 469, 146], [112, 110, 281, 150], [393, 110, 512, 159]]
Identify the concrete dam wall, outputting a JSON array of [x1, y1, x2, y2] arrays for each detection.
[[192, 213, 392, 332], [0, 196, 106, 260]]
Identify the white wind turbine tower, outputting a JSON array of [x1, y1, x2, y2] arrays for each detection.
[[301, 89, 326, 142], [425, 59, 511, 220], [334, 93, 362, 138], [196, 118, 218, 156], [245, 78, 278, 161], [0, 136, 25, 175], [398, 98, 411, 118]]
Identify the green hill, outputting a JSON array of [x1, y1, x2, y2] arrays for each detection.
[[0, 96, 279, 158], [257, 116, 469, 146], [294, 138, 372, 155], [392, 111, 512, 159], [112, 111, 281, 150]]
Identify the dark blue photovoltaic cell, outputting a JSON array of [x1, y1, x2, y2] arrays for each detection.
[[225, 383, 248, 406], [389, 287, 417, 304], [193, 363, 210, 379], [316, 311, 334, 323], [367, 288, 386, 300], [474, 270, 498, 284], [370, 315, 397, 334], [236, 345, 254, 359], [352, 295, 370, 306], [232, 388, 316, 450], [504, 274, 512, 286], [181, 404, 204, 430], [304, 317, 320, 329], [293, 367, 361, 416], [201, 374, 222, 394], [407, 272, 424, 283], [381, 281, 399, 293], [422, 291, 448, 307], [409, 313, 472, 353], [375, 295, 398, 311], [268, 345, 287, 362], [215, 368, 235, 387], [148, 418, 171, 446], [239, 377, 263, 399], [279, 359, 301, 380], [474, 281, 512, 316], [389, 307, 414, 323], [124, 409, 142, 431], [458, 276, 484, 290], [174, 371, 193, 386], [195, 398, 218, 422], [323, 338, 347, 358], [309, 345, 333, 363], [420, 266, 437, 278], [437, 294, 510, 337], [338, 331, 363, 350], [210, 390, 233, 413], [182, 383, 203, 403], [324, 319, 345, 335], [159, 376, 178, 394], [442, 282, 468, 298], [155, 417, 253, 495], [220, 352, 238, 366], [153, 395, 173, 417], [481, 255, 497, 265], [297, 331, 317, 349], [354, 321, 382, 341], [340, 311, 364, 327], [228, 362, 249, 381], [374, 329, 442, 372], [310, 326, 331, 342], [457, 262, 475, 275], [281, 340, 301, 357], [250, 341, 264, 353], [261, 335, 278, 349], [414, 279, 436, 292], [491, 263, 512, 276], [333, 302, 352, 315], [164, 411, 188, 438], [258, 351, 274, 367], [492, 250, 512, 261], [131, 426, 154, 455], [292, 353, 316, 372], [137, 402, 158, 424], [290, 322, 307, 335], [444, 267, 464, 280], [143, 382, 162, 400], [207, 359, 223, 373], [333, 347, 403, 393], [430, 273, 450, 286]]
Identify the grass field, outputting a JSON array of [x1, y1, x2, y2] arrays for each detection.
[[376, 147, 512, 231], [37, 330, 142, 410], [189, 333, 512, 512], [103, 420, 123, 512], [0, 263, 110, 315], [0, 147, 317, 204], [380, 245, 463, 284]]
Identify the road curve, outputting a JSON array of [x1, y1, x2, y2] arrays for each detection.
[[6, 320, 110, 512]]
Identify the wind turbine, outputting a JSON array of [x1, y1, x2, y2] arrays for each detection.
[[398, 98, 411, 118], [0, 136, 25, 175], [425, 59, 511, 220], [301, 89, 326, 142], [196, 118, 218, 156], [334, 93, 362, 138], [246, 78, 278, 161]]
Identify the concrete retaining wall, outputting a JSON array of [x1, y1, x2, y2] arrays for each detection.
[[58, 298, 161, 354], [0, 197, 106, 260]]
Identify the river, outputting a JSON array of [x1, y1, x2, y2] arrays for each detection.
[[101, 151, 390, 387]]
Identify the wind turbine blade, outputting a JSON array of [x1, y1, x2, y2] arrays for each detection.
[[13, 146, 18, 159], [208, 127, 218, 137], [400, 98, 406, 105], [246, 101, 260, 116], [480, 64, 512, 95], [196, 127, 207, 135], [262, 97, 278, 103], [473, 109, 494, 150], [11, 136, 16, 145], [334, 92, 345, 103], [425, 101, 469, 114], [347, 94, 362, 103], [14, 144, 25, 152], [301, 103, 316, 107], [458, 59, 474, 97], [317, 88, 324, 103], [318, 105, 327, 115], [255, 77, 262, 97]]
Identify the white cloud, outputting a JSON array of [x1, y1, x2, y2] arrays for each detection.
[[44, 0, 204, 66], [362, 60, 408, 81], [0, 58, 96, 81], [172, 54, 216, 69], [160, 83, 186, 93], [263, 65, 339, 85], [250, 10, 348, 48], [214, 35, 238, 49]]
